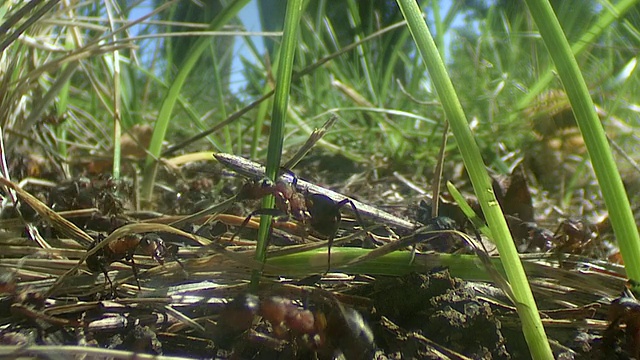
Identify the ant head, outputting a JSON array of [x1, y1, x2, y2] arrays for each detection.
[[238, 178, 275, 200], [140, 233, 167, 264]]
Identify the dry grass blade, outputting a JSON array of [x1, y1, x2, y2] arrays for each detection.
[[266, 224, 383, 259], [431, 121, 449, 217], [162, 304, 207, 334], [168, 194, 238, 228], [345, 228, 449, 267], [0, 176, 94, 248], [48, 222, 281, 296], [282, 114, 338, 170], [0, 345, 194, 360]]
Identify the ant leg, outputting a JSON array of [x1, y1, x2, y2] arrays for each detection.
[[306, 194, 371, 272], [102, 270, 116, 297], [229, 211, 260, 243], [335, 198, 368, 232], [166, 244, 185, 270], [329, 198, 372, 272], [131, 260, 142, 291], [228, 208, 289, 243], [124, 254, 142, 291], [304, 194, 340, 272]]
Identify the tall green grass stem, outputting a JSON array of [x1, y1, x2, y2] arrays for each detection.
[[253, 0, 304, 287], [395, 1, 552, 358], [524, 0, 640, 284]]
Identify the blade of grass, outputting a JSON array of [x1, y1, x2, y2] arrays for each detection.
[[446, 181, 491, 238], [524, 0, 640, 284], [253, 0, 305, 287], [395, 1, 553, 358], [345, 0, 378, 105], [105, 0, 122, 179], [0, 0, 60, 53], [130, 62, 222, 150], [22, 63, 78, 131], [163, 20, 407, 160], [209, 45, 232, 153], [55, 29, 75, 178], [265, 247, 625, 295]]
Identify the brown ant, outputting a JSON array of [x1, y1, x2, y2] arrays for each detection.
[[86, 233, 174, 292], [552, 217, 611, 256], [214, 293, 319, 349], [231, 173, 369, 270], [213, 290, 376, 359]]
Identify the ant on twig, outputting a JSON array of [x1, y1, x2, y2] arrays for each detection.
[[86, 233, 176, 294], [230, 171, 370, 271]]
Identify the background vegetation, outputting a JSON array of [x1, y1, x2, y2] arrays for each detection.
[[3, 0, 639, 208]]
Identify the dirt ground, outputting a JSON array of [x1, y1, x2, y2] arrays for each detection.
[[0, 148, 638, 359]]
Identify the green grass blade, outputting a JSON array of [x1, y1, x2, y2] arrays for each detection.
[[446, 181, 491, 238], [209, 46, 232, 153], [524, 0, 640, 284], [395, 1, 553, 358], [254, 0, 304, 286]]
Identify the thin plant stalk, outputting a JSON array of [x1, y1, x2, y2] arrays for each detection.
[[105, 0, 122, 179], [253, 0, 304, 287], [524, 0, 640, 283], [395, 0, 553, 358]]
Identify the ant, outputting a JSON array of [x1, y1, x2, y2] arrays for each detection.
[[213, 290, 376, 359], [86, 233, 174, 293], [603, 284, 640, 358], [552, 217, 610, 256], [231, 173, 369, 270]]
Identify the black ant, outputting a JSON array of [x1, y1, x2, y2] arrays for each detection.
[[86, 233, 174, 292], [213, 290, 376, 359], [231, 174, 369, 270]]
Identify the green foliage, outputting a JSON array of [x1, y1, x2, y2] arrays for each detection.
[[2, 1, 638, 178]]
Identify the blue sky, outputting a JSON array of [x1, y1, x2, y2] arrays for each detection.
[[232, 0, 264, 95]]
